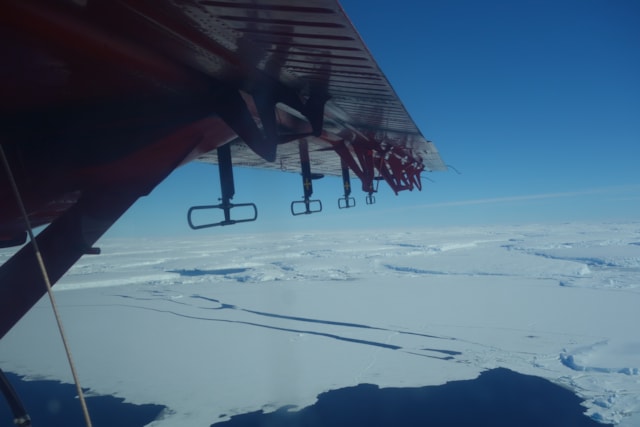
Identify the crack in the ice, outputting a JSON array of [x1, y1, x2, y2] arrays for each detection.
[[108, 295, 462, 359], [168, 268, 250, 277], [421, 348, 463, 356], [190, 295, 453, 341], [382, 264, 513, 278], [383, 264, 447, 275], [405, 351, 455, 361], [114, 304, 402, 350], [530, 253, 618, 268]]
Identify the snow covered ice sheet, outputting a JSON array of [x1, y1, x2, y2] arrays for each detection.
[[1, 222, 639, 426]]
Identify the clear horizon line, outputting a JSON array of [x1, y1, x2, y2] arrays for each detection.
[[422, 184, 640, 208]]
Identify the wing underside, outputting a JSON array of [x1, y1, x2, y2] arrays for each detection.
[[2, 0, 445, 206], [0, 0, 446, 339], [190, 0, 446, 180]]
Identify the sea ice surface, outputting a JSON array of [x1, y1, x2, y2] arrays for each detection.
[[1, 222, 638, 426]]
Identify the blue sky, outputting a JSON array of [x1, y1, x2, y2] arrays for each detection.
[[109, 0, 639, 237]]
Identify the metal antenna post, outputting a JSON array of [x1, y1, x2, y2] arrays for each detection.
[[187, 144, 258, 229]]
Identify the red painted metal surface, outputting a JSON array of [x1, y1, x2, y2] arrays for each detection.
[[1, 0, 446, 335], [1, 0, 446, 239], [0, 114, 236, 339]]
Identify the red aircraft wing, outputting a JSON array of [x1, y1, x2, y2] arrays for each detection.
[[0, 0, 445, 338]]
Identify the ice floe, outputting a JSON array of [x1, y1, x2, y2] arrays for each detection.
[[1, 222, 639, 426]]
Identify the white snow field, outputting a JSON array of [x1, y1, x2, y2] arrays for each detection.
[[1, 222, 639, 426]]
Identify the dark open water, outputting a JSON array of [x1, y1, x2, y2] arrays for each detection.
[[1, 368, 610, 427], [212, 368, 610, 427], [0, 372, 165, 427]]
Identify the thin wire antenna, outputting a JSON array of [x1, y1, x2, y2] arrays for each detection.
[[420, 174, 435, 183], [446, 164, 462, 175], [0, 144, 93, 427]]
